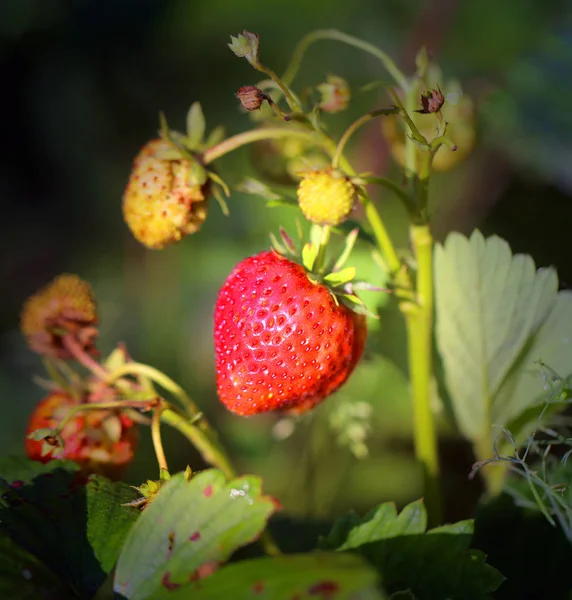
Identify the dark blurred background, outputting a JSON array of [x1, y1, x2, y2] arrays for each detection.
[[1, 0, 572, 522]]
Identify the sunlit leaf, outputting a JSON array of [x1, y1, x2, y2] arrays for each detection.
[[434, 230, 572, 443], [114, 469, 277, 600], [152, 552, 384, 600]]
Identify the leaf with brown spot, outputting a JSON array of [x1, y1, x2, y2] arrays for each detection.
[[114, 469, 278, 600]]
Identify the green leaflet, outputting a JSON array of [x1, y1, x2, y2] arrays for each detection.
[[319, 498, 504, 599], [434, 230, 572, 445], [152, 553, 383, 600], [114, 469, 277, 600]]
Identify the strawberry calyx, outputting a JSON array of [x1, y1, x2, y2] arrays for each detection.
[[125, 466, 193, 510], [158, 105, 231, 216], [269, 225, 382, 318]]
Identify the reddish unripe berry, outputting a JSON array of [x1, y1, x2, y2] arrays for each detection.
[[26, 392, 138, 480]]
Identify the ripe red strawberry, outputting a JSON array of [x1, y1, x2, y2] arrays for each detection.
[[26, 392, 138, 480], [214, 251, 367, 416]]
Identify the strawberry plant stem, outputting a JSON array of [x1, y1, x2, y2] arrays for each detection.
[[402, 82, 442, 525], [282, 29, 408, 91], [62, 335, 109, 380], [332, 108, 398, 170], [160, 407, 235, 479], [250, 61, 301, 112], [106, 362, 199, 418], [204, 128, 320, 164], [55, 398, 156, 435], [151, 401, 169, 473], [407, 224, 441, 524]]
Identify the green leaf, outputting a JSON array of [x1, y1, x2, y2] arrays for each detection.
[[320, 499, 504, 599], [186, 102, 206, 147], [434, 230, 572, 443], [0, 533, 74, 600], [152, 553, 384, 600], [495, 293, 572, 437], [114, 469, 277, 600], [338, 500, 426, 550], [0, 455, 78, 487], [0, 467, 139, 598]]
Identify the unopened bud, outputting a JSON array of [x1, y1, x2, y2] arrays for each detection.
[[228, 31, 260, 66], [236, 85, 267, 111], [317, 75, 351, 113]]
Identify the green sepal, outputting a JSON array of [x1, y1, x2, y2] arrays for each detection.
[[186, 102, 206, 148], [308, 103, 321, 130], [208, 170, 230, 196], [302, 242, 318, 272], [103, 346, 128, 372], [279, 227, 297, 254], [205, 125, 226, 148], [324, 266, 356, 287], [189, 161, 208, 186], [415, 46, 429, 77], [27, 427, 59, 443], [212, 187, 230, 217], [236, 177, 283, 201], [266, 198, 299, 209], [337, 293, 379, 318], [333, 228, 359, 272], [269, 233, 286, 255]]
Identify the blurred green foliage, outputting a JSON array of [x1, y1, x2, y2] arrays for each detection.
[[1, 0, 571, 522]]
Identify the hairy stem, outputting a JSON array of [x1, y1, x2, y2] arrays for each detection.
[[106, 362, 199, 418], [204, 128, 320, 164], [62, 335, 108, 381], [251, 62, 301, 112], [151, 401, 169, 473], [332, 108, 398, 169], [282, 29, 408, 90]]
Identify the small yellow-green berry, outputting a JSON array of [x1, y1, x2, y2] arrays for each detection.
[[297, 168, 357, 226]]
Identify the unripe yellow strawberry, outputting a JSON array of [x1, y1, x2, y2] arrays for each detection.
[[297, 168, 357, 226], [122, 139, 210, 249]]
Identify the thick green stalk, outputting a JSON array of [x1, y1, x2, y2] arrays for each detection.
[[406, 224, 441, 523], [401, 81, 442, 524]]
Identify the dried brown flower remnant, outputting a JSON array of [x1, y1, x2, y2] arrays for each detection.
[[21, 274, 98, 358], [417, 87, 445, 114], [236, 85, 267, 111]]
